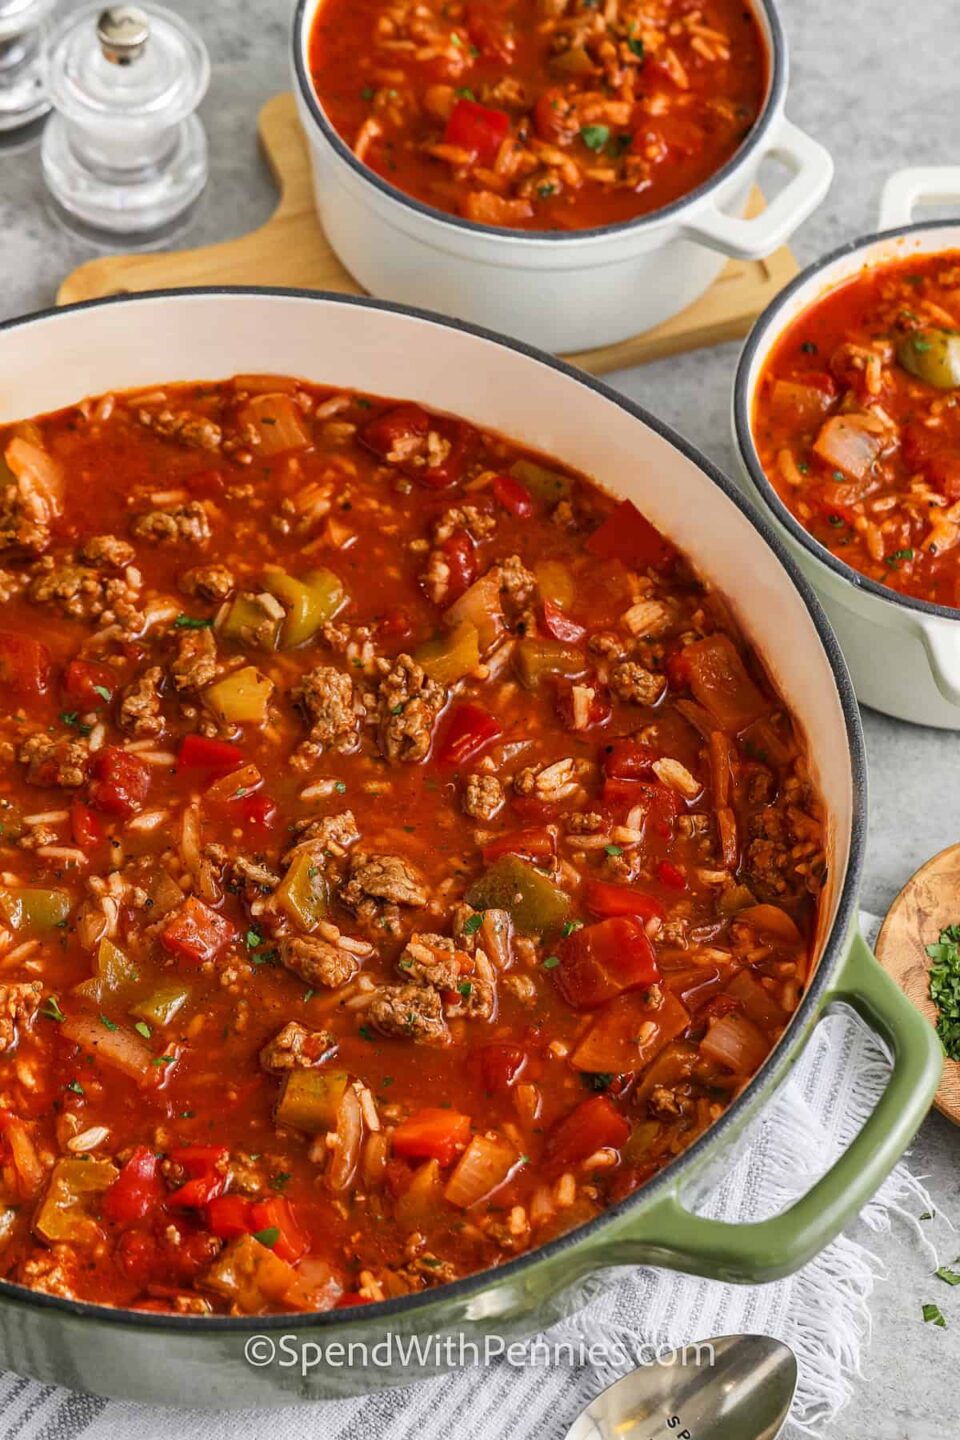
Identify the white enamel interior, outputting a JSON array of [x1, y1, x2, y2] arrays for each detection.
[[0, 291, 853, 946]]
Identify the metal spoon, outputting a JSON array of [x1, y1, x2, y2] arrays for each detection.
[[565, 1333, 798, 1440]]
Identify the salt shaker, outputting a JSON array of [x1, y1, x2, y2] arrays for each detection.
[[0, 0, 56, 132], [42, 3, 209, 242]]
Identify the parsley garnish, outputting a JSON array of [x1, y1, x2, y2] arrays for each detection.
[[627, 35, 644, 59], [584, 1072, 613, 1091], [270, 1172, 292, 1192], [926, 923, 960, 1061], [134, 1021, 152, 1039], [800, 340, 817, 354], [253, 1226, 280, 1249], [173, 615, 213, 629], [93, 685, 112, 703], [455, 86, 476, 100], [463, 912, 483, 936], [358, 1025, 375, 1041], [935, 1265, 960, 1287], [245, 928, 263, 950], [66, 1079, 84, 1095], [100, 1014, 118, 1031], [542, 955, 560, 970], [334, 780, 347, 793], [458, 980, 473, 997], [580, 124, 611, 152], [922, 1302, 947, 1328], [885, 548, 914, 567], [360, 85, 375, 100], [605, 844, 623, 856], [561, 920, 582, 937], [42, 996, 65, 1023]]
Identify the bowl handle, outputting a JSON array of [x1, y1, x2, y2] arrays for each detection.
[[678, 118, 833, 261], [917, 620, 960, 709], [878, 166, 960, 229], [578, 931, 942, 1285]]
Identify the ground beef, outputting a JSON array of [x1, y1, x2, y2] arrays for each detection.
[[27, 557, 139, 625], [80, 534, 135, 569], [259, 1021, 337, 1073], [368, 983, 449, 1044], [279, 934, 359, 989], [286, 810, 360, 859], [137, 407, 222, 450], [291, 666, 361, 757], [118, 665, 165, 737], [610, 660, 666, 706], [171, 626, 218, 692], [498, 554, 537, 609], [463, 773, 504, 821], [433, 505, 496, 544], [17, 1246, 80, 1299], [397, 933, 463, 989], [376, 654, 445, 764], [564, 810, 606, 834], [18, 732, 89, 788], [180, 565, 235, 601], [131, 502, 211, 547], [340, 854, 428, 939], [0, 980, 43, 1054]]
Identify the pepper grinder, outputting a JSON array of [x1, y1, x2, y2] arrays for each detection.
[[0, 0, 57, 133], [42, 3, 209, 243]]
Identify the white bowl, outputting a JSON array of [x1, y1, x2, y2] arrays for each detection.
[[290, 0, 832, 353], [733, 165, 960, 729]]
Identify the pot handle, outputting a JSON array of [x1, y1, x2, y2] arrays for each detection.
[[580, 932, 942, 1284], [878, 166, 960, 229], [678, 118, 833, 261], [918, 620, 960, 709]]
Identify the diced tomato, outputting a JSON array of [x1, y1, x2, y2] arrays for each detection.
[[555, 916, 660, 1009], [205, 1194, 255, 1239], [336, 1292, 374, 1308], [682, 634, 768, 734], [665, 649, 693, 691], [602, 738, 657, 780], [585, 499, 675, 570], [441, 531, 477, 604], [542, 600, 586, 644], [556, 677, 610, 730], [62, 658, 114, 709], [543, 1095, 630, 1175], [166, 1145, 229, 1208], [582, 880, 665, 923], [601, 777, 679, 838], [902, 421, 940, 470], [572, 988, 691, 1074], [359, 403, 470, 488], [70, 800, 104, 852], [360, 402, 430, 461], [88, 746, 150, 817], [378, 607, 415, 641], [466, 0, 515, 62], [632, 115, 705, 159], [177, 734, 245, 774], [103, 1146, 165, 1225], [492, 473, 534, 517], [533, 88, 577, 144], [436, 701, 502, 766], [443, 98, 510, 166], [392, 1108, 472, 1166], [250, 1196, 308, 1263], [657, 860, 687, 891], [0, 632, 51, 698], [924, 450, 960, 500], [239, 792, 278, 829], [184, 468, 226, 497], [482, 825, 556, 864], [161, 896, 236, 965], [478, 1043, 527, 1092]]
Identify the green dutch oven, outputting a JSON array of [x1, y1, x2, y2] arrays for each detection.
[[0, 291, 943, 1406]]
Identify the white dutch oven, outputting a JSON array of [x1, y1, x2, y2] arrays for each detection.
[[734, 166, 960, 728], [290, 0, 832, 353]]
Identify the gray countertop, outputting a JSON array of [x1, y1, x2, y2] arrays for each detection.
[[2, 0, 959, 1434]]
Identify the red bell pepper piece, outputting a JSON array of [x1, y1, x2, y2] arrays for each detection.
[[440, 531, 477, 604], [161, 896, 236, 965], [602, 738, 657, 779], [543, 1095, 630, 1175], [0, 632, 51, 698], [392, 1108, 472, 1167], [585, 499, 675, 570], [250, 1196, 307, 1263], [436, 702, 502, 766], [206, 1194, 255, 1239], [88, 746, 150, 818], [360, 404, 471, 488], [102, 1146, 165, 1225], [602, 777, 679, 838], [239, 792, 278, 829], [492, 473, 534, 517], [583, 880, 665, 923], [542, 600, 586, 643], [478, 1044, 527, 1092], [556, 677, 610, 730], [657, 860, 687, 891], [443, 98, 510, 166], [177, 734, 245, 774], [62, 658, 115, 709], [167, 1145, 229, 1208], [554, 916, 660, 1009], [71, 800, 104, 852], [482, 825, 556, 864]]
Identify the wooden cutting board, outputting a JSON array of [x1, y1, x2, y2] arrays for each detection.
[[876, 844, 960, 1125], [57, 93, 798, 377]]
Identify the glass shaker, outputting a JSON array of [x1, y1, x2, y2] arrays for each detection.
[[0, 0, 57, 132]]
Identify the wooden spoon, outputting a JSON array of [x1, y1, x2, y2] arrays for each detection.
[[875, 842, 960, 1125]]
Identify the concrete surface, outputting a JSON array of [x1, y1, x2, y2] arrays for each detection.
[[1, 0, 958, 1435]]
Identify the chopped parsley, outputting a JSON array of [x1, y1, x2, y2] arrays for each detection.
[[253, 1226, 280, 1249], [800, 340, 818, 354], [885, 548, 914, 567], [580, 124, 611, 152], [173, 615, 213, 629], [41, 996, 65, 1023], [561, 919, 583, 937], [537, 181, 558, 199], [66, 1079, 84, 1095], [134, 1021, 152, 1040], [542, 955, 560, 970], [270, 1172, 292, 1192], [935, 1265, 960, 1287], [358, 1025, 375, 1041], [245, 928, 263, 950], [463, 912, 483, 936], [93, 684, 112, 703], [627, 35, 644, 59], [149, 1055, 176, 1067], [334, 780, 347, 794], [100, 1014, 118, 1031], [583, 1072, 613, 1091], [605, 844, 623, 857], [455, 86, 476, 100], [922, 1302, 947, 1328], [925, 923, 960, 1061], [360, 85, 375, 101]]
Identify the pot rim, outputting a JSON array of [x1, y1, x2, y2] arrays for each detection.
[[0, 285, 866, 1334], [291, 0, 786, 248], [734, 217, 960, 627]]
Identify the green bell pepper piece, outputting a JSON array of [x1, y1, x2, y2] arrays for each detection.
[[514, 638, 585, 689], [97, 937, 138, 998], [510, 458, 573, 503], [262, 568, 346, 649], [275, 852, 330, 931], [0, 885, 71, 931], [896, 328, 960, 389], [466, 855, 571, 936], [416, 620, 480, 685], [34, 1158, 118, 1244], [275, 1068, 349, 1132], [131, 983, 191, 1027], [220, 592, 282, 650]]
